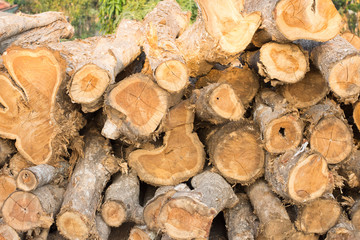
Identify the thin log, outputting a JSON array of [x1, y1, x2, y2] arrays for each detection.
[[340, 150, 360, 188], [350, 199, 360, 231], [95, 214, 111, 240]]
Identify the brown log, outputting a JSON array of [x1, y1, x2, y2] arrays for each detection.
[[342, 32, 360, 50], [206, 120, 264, 184], [102, 73, 169, 142], [0, 12, 73, 53], [8, 153, 32, 177], [128, 225, 157, 240], [0, 221, 20, 240], [326, 213, 360, 240], [176, 0, 261, 76], [244, 0, 342, 42], [340, 150, 360, 188], [223, 193, 259, 240], [101, 171, 144, 227], [2, 185, 65, 232], [0, 138, 15, 167], [280, 69, 328, 109], [196, 66, 259, 106], [353, 102, 360, 132], [302, 99, 353, 164], [158, 171, 238, 239], [0, 175, 16, 213], [251, 29, 272, 48], [254, 89, 303, 154], [0, 47, 85, 165], [128, 100, 205, 186]]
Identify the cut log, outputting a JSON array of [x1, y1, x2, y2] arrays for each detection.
[[2, 185, 65, 232], [254, 89, 303, 154], [128, 225, 157, 240], [0, 12, 74, 53], [176, 0, 261, 76], [342, 32, 360, 50], [223, 193, 259, 240], [302, 99, 353, 164], [193, 83, 244, 124], [158, 171, 238, 239], [196, 66, 259, 106], [206, 120, 264, 184], [251, 29, 272, 48], [0, 138, 15, 167], [353, 102, 360, 133], [326, 213, 360, 240], [0, 222, 20, 240], [56, 128, 117, 240], [280, 69, 328, 109], [244, 0, 342, 42], [101, 171, 144, 227], [341, 150, 360, 188], [102, 73, 169, 142], [350, 199, 360, 231], [142, 0, 190, 96], [128, 100, 205, 186], [0, 175, 16, 212], [265, 144, 331, 203], [8, 153, 32, 177], [1, 47, 85, 165], [243, 42, 309, 84]]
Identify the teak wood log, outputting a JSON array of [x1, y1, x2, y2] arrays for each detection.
[[0, 174, 16, 211], [325, 213, 360, 240], [0, 47, 85, 165], [223, 193, 259, 240], [101, 171, 144, 227], [128, 225, 157, 240], [0, 138, 15, 167], [302, 99, 353, 164], [2, 185, 65, 232], [254, 89, 303, 154], [102, 73, 169, 143], [128, 100, 205, 186], [342, 32, 360, 50], [206, 120, 264, 184], [176, 0, 261, 76], [158, 171, 238, 239], [243, 42, 309, 85], [244, 0, 342, 42], [0, 12, 74, 54]]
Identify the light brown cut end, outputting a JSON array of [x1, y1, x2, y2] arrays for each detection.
[[264, 114, 303, 154], [0, 175, 16, 210], [274, 0, 343, 41], [158, 197, 216, 239], [16, 169, 38, 192], [57, 211, 89, 240], [69, 64, 110, 104], [288, 153, 329, 203], [353, 102, 360, 132], [101, 201, 126, 227], [128, 226, 154, 240], [310, 117, 352, 164], [259, 42, 309, 83], [342, 32, 360, 50], [281, 69, 328, 108], [0, 224, 20, 240], [328, 55, 360, 99], [155, 60, 188, 93], [9, 153, 33, 177]]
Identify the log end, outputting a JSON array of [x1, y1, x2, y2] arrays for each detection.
[[0, 224, 20, 240], [16, 169, 38, 192], [0, 175, 16, 210], [353, 102, 360, 132], [342, 32, 360, 50], [155, 60, 188, 93], [57, 211, 90, 240], [101, 201, 126, 227]]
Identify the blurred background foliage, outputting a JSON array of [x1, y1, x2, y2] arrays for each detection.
[[6, 0, 360, 38]]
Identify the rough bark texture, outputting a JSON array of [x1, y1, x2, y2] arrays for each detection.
[[350, 199, 360, 231], [16, 164, 56, 191], [8, 153, 33, 177], [340, 150, 360, 188], [326, 213, 360, 240], [251, 29, 272, 48], [0, 138, 15, 167]]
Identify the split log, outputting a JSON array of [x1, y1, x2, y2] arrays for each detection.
[[0, 222, 20, 240], [2, 185, 65, 232], [206, 120, 264, 184], [128, 100, 205, 186], [223, 193, 259, 240], [243, 42, 309, 84], [280, 69, 328, 109], [128, 225, 157, 240], [0, 174, 16, 212], [254, 89, 303, 154], [56, 128, 118, 240], [0, 138, 15, 167], [176, 0, 261, 76], [350, 199, 360, 231], [302, 99, 353, 164], [158, 171, 238, 239], [196, 66, 259, 106], [101, 171, 144, 227], [0, 12, 74, 53], [102, 73, 169, 142], [142, 0, 190, 97], [265, 144, 331, 203], [326, 213, 360, 240], [340, 150, 360, 188], [8, 153, 32, 177], [342, 32, 360, 50], [244, 0, 342, 42], [1, 47, 85, 165]]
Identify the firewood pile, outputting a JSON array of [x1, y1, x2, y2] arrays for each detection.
[[1, 0, 360, 239]]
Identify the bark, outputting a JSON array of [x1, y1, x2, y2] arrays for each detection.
[[326, 213, 360, 240], [353, 102, 360, 133], [206, 120, 264, 184], [223, 193, 259, 240], [158, 171, 238, 239], [128, 100, 205, 186], [2, 185, 65, 232], [0, 138, 15, 167], [340, 150, 360, 188], [0, 175, 16, 213], [95, 214, 111, 240], [342, 32, 360, 50], [0, 12, 74, 53], [0, 47, 85, 165], [253, 89, 303, 154], [350, 199, 360, 231]]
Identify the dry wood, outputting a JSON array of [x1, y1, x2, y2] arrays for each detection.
[[350, 199, 360, 231], [176, 0, 261, 76], [0, 175, 16, 212], [8, 153, 32, 177], [2, 185, 64, 232], [1, 47, 85, 165], [353, 102, 360, 132], [206, 120, 264, 184], [244, 0, 342, 42], [129, 100, 205, 186], [0, 138, 15, 167], [95, 214, 111, 240], [158, 171, 238, 239], [254, 89, 303, 154], [251, 29, 272, 48], [340, 150, 360, 188], [128, 225, 157, 240], [326, 213, 360, 240], [102, 73, 169, 142], [342, 32, 360, 50], [0, 222, 20, 240]]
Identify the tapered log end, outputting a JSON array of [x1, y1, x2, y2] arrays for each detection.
[[16, 169, 37, 192], [155, 60, 188, 93], [57, 211, 90, 240], [101, 201, 126, 227]]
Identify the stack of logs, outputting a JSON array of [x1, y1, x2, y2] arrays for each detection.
[[1, 0, 360, 239]]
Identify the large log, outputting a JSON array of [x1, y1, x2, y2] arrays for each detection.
[[0, 174, 16, 212]]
